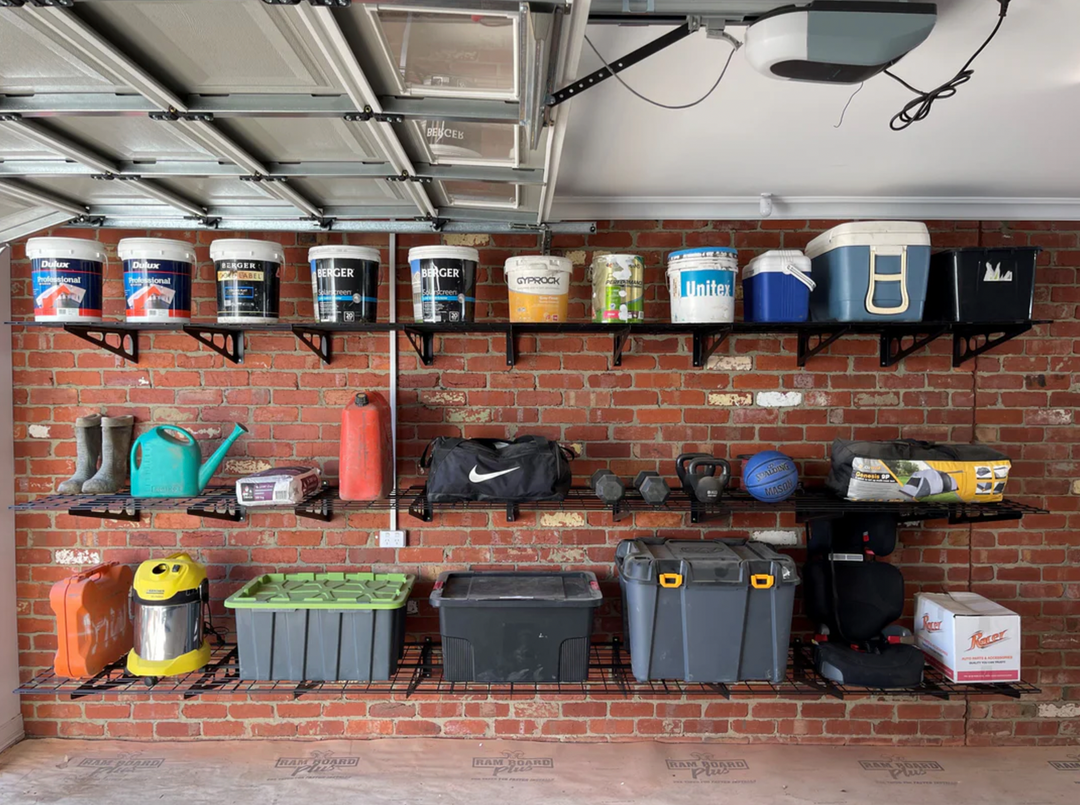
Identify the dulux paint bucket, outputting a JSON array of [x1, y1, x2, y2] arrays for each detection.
[[666, 247, 738, 324], [408, 245, 478, 324], [118, 238, 195, 323], [308, 245, 380, 324], [591, 253, 645, 323], [504, 255, 573, 322], [210, 239, 284, 325], [27, 237, 106, 323]]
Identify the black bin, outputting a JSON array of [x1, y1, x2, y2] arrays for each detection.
[[429, 571, 602, 683], [925, 247, 1040, 322]]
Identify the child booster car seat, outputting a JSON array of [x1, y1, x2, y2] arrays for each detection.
[[803, 513, 925, 687]]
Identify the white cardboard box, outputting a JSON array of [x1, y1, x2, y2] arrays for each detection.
[[914, 592, 1021, 683]]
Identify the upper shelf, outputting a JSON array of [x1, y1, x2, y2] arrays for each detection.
[[6, 320, 1047, 369]]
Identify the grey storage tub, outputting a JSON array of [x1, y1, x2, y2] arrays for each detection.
[[615, 538, 799, 683]]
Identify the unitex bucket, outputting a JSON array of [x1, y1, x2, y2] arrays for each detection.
[[408, 245, 478, 323], [504, 255, 573, 322], [308, 245, 380, 324], [592, 253, 645, 323], [27, 237, 105, 322], [118, 238, 195, 323], [210, 239, 284, 324], [667, 247, 738, 324]]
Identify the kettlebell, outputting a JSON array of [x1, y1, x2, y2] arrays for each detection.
[[676, 452, 731, 503]]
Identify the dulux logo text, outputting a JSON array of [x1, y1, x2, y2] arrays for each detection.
[[983, 262, 1013, 282]]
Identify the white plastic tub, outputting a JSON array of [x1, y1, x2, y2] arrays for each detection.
[[210, 239, 284, 324], [504, 255, 573, 322], [118, 238, 196, 323], [666, 247, 738, 323], [27, 237, 106, 322]]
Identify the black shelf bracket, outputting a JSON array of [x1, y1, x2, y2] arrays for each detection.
[[692, 327, 733, 368], [186, 497, 243, 522], [612, 328, 631, 367], [403, 328, 435, 366], [505, 325, 517, 367], [505, 502, 518, 523], [948, 507, 1029, 526], [879, 325, 949, 368], [63, 324, 138, 363], [797, 327, 850, 367], [953, 323, 1033, 367], [689, 498, 726, 525], [548, 23, 692, 107], [67, 503, 141, 522], [292, 326, 332, 365], [183, 325, 244, 364], [295, 485, 334, 522]]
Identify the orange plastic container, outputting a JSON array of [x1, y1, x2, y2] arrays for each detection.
[[339, 391, 393, 500], [50, 563, 134, 678]]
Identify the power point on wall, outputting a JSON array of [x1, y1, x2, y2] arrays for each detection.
[[379, 530, 406, 548]]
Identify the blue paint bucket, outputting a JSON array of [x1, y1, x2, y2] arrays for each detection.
[[119, 238, 195, 323], [27, 237, 106, 322]]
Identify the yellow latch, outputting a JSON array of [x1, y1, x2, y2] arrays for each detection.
[[750, 574, 775, 590], [659, 573, 683, 588]]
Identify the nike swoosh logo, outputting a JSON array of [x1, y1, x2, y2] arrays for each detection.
[[469, 465, 521, 483]]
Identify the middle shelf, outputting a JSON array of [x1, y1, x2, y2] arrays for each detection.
[[12, 485, 1047, 526]]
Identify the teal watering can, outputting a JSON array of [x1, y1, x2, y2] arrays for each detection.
[[130, 424, 248, 498]]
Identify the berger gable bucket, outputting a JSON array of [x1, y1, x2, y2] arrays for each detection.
[[408, 245, 478, 324], [504, 255, 573, 322], [308, 245, 380, 324], [27, 237, 106, 323], [118, 238, 195, 323], [667, 247, 738, 324], [210, 239, 284, 324]]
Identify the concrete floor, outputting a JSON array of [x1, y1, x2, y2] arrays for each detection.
[[1, 738, 1078, 804]]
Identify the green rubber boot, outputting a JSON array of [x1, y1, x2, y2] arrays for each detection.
[[57, 414, 102, 495]]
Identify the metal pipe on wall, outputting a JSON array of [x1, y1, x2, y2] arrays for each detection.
[[389, 233, 399, 533]]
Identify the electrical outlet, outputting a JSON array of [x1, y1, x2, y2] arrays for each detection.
[[406, 601, 419, 615], [379, 529, 406, 548]]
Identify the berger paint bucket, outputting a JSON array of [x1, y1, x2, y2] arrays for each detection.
[[27, 237, 105, 323], [408, 245, 478, 324], [308, 245, 380, 324], [591, 253, 645, 324], [118, 238, 195, 323], [667, 247, 738, 324], [210, 239, 284, 324], [504, 255, 572, 323]]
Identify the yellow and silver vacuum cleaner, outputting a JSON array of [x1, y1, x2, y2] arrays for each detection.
[[127, 552, 211, 681]]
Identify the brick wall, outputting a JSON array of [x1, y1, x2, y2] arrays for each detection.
[[9, 220, 1079, 745]]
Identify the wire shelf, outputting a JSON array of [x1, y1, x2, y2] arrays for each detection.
[[15, 640, 1039, 701]]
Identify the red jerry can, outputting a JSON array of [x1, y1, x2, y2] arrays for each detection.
[[339, 391, 393, 500], [50, 562, 134, 678]]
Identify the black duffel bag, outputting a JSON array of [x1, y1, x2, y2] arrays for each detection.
[[421, 436, 574, 502]]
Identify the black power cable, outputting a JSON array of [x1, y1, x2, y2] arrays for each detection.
[[885, 0, 1012, 131]]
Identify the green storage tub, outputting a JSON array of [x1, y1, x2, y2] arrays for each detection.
[[225, 572, 414, 681]]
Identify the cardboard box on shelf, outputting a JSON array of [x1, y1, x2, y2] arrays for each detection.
[[914, 592, 1021, 683]]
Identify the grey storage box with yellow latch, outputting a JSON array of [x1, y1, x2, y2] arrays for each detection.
[[225, 572, 414, 681], [615, 538, 799, 683]]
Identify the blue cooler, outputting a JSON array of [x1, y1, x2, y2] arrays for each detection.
[[805, 222, 931, 322], [743, 250, 814, 322]]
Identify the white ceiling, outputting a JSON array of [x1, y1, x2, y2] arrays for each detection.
[[552, 0, 1080, 220]]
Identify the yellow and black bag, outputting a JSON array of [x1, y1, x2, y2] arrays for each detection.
[[826, 439, 1012, 503]]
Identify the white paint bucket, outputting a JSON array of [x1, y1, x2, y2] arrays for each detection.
[[26, 237, 106, 322], [504, 255, 573, 322], [666, 247, 739, 323], [210, 239, 284, 324], [118, 238, 196, 323]]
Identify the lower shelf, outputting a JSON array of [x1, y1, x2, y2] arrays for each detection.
[[16, 640, 1039, 702]]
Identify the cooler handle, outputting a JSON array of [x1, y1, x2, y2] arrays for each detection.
[[750, 574, 774, 589], [659, 573, 683, 589], [783, 262, 816, 291], [864, 245, 910, 315]]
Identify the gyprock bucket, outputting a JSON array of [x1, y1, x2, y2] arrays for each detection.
[[309, 245, 380, 324], [591, 253, 645, 323], [119, 238, 195, 323], [505, 255, 572, 322], [667, 247, 738, 324], [27, 237, 106, 323], [409, 245, 478, 324], [210, 239, 284, 324]]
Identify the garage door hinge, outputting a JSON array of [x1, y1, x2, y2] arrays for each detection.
[[0, 1, 74, 7], [308, 216, 336, 230], [0, 114, 21, 122], [262, 0, 351, 7], [191, 216, 221, 229], [71, 215, 105, 227], [149, 110, 214, 123], [416, 215, 447, 233], [344, 110, 405, 125], [239, 174, 288, 184], [91, 174, 140, 182], [386, 172, 432, 185]]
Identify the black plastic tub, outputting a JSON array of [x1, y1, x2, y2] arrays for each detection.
[[925, 247, 1040, 322], [429, 571, 602, 683]]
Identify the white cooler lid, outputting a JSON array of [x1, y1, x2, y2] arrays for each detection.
[[743, 250, 811, 280], [805, 221, 931, 260]]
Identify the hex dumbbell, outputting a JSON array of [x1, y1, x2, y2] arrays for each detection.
[[634, 471, 671, 505], [590, 469, 626, 504]]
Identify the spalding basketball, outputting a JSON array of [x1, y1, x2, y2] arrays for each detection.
[[743, 450, 798, 502]]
